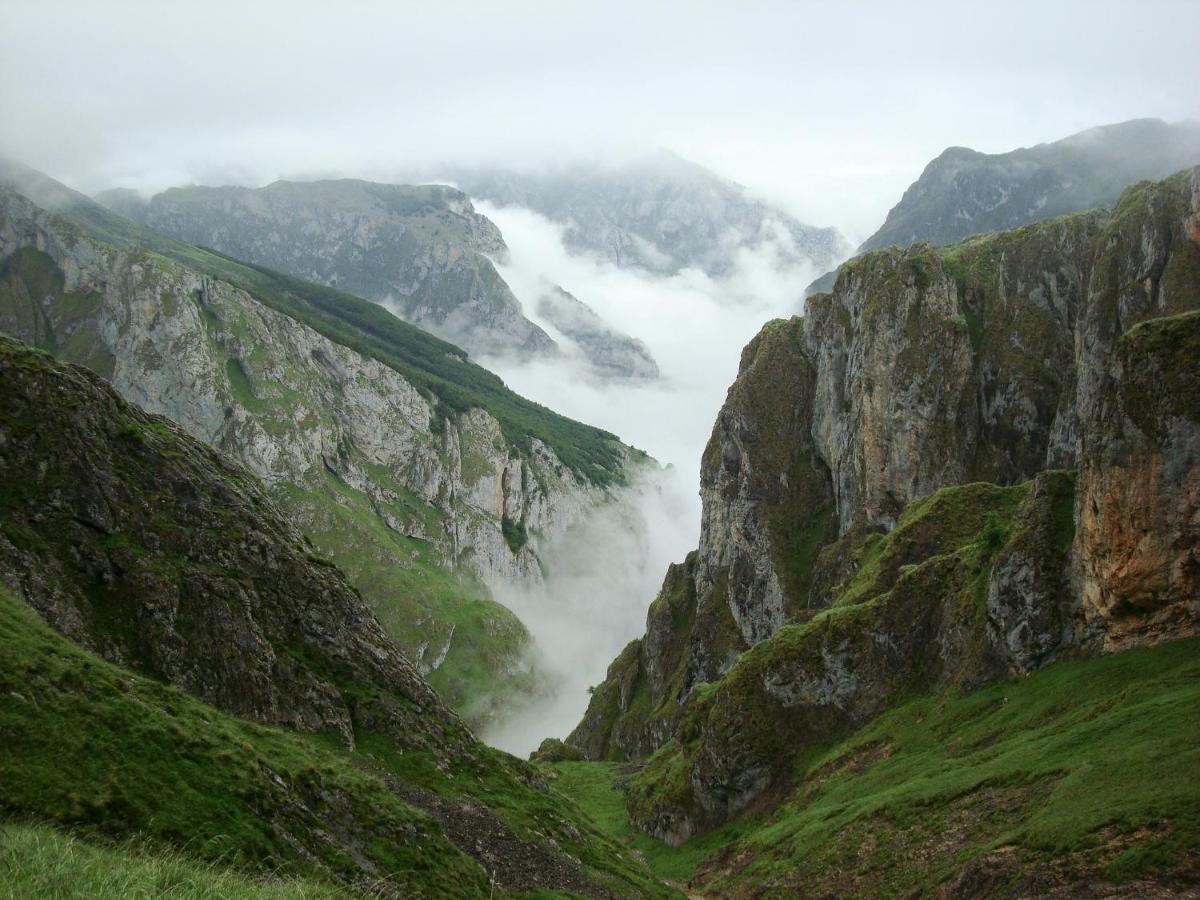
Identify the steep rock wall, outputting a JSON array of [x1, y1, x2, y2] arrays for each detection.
[[571, 169, 1200, 782]]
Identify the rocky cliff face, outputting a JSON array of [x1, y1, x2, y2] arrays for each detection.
[[448, 150, 850, 276], [98, 179, 557, 360], [570, 168, 1200, 838], [1073, 177, 1200, 649], [0, 176, 642, 717], [860, 118, 1200, 252]]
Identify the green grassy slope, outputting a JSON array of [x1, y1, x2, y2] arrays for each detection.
[[0, 585, 486, 897], [275, 475, 542, 722], [548, 763, 751, 885], [0, 823, 343, 900], [0, 583, 678, 898], [549, 638, 1200, 896]]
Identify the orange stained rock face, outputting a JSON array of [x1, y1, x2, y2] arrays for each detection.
[[1079, 445, 1200, 651]]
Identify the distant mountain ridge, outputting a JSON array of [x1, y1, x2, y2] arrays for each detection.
[[96, 178, 557, 360], [445, 150, 850, 276], [859, 117, 1200, 252]]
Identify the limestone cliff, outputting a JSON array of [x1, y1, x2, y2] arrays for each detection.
[[0, 168, 646, 718], [569, 168, 1200, 837]]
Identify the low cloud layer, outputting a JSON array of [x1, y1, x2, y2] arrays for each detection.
[[3, 2, 1196, 239], [483, 470, 694, 754], [476, 203, 827, 752], [478, 201, 822, 492]]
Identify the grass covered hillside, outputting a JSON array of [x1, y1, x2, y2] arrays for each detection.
[[549, 638, 1200, 896], [0, 582, 680, 898], [0, 585, 484, 897], [0, 822, 342, 899]]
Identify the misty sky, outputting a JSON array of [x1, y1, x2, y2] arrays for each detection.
[[2, 0, 1197, 240]]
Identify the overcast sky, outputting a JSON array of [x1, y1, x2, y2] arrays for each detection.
[[2, 0, 1197, 239]]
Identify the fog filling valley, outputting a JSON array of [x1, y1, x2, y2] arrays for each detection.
[[474, 204, 826, 752]]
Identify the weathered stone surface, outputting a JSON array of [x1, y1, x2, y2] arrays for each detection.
[[535, 285, 659, 380], [1068, 170, 1200, 651]]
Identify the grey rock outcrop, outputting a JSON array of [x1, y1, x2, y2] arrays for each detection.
[[536, 285, 659, 380]]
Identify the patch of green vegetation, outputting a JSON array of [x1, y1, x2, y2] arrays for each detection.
[[1116, 310, 1200, 439], [0, 822, 344, 899], [0, 247, 115, 378], [836, 481, 1028, 609], [501, 516, 529, 555], [1049, 472, 1077, 555], [939, 240, 1000, 292], [350, 736, 678, 898], [276, 473, 536, 724], [458, 445, 495, 488], [115, 419, 177, 445], [696, 637, 1200, 896], [223, 356, 266, 411], [769, 499, 835, 606], [0, 584, 488, 896], [426, 596, 544, 724], [547, 762, 750, 885], [961, 304, 983, 351], [978, 509, 1011, 551]]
